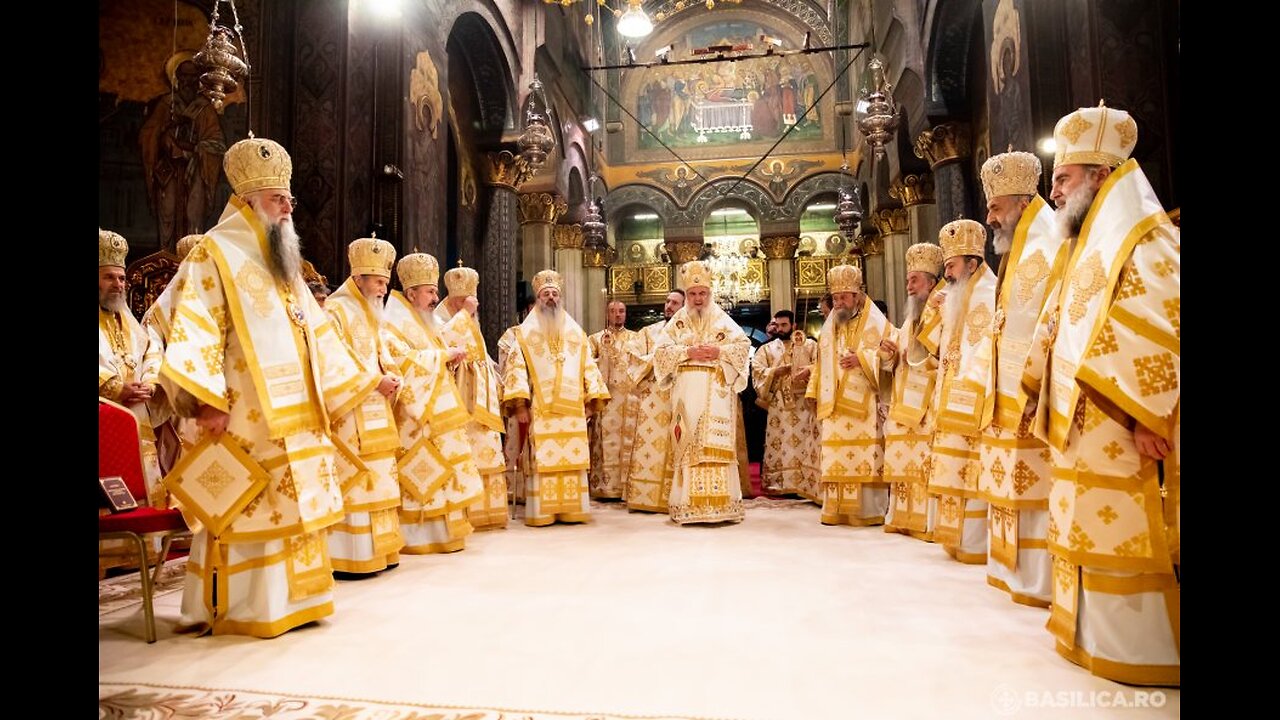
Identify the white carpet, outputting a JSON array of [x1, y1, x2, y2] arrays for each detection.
[[99, 500, 1180, 719]]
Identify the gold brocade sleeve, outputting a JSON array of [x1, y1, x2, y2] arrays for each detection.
[[751, 342, 776, 396], [159, 249, 230, 414], [582, 344, 610, 407], [100, 375, 124, 403], [501, 333, 533, 409], [718, 333, 751, 394], [1075, 229, 1180, 440], [624, 324, 660, 385], [311, 305, 382, 421], [652, 339, 687, 384], [804, 353, 820, 402]]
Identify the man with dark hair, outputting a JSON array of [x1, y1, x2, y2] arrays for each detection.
[[624, 289, 685, 511], [751, 309, 819, 499], [588, 300, 639, 500]]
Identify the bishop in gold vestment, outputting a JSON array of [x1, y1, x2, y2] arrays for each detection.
[[927, 219, 998, 564], [653, 262, 751, 525], [501, 270, 609, 527], [382, 253, 484, 553], [805, 264, 892, 526], [1028, 105, 1179, 685], [99, 230, 166, 507], [322, 237, 406, 574], [976, 150, 1065, 607], [880, 243, 944, 539], [159, 137, 377, 637], [435, 265, 508, 530]]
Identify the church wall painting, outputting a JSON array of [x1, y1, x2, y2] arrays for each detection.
[[631, 20, 826, 151]]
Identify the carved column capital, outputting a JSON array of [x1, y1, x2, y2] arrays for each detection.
[[759, 235, 800, 260], [582, 246, 616, 268], [552, 223, 584, 250], [888, 173, 936, 207], [517, 192, 568, 225], [664, 238, 704, 265], [483, 150, 535, 192], [913, 123, 971, 169], [860, 228, 884, 256], [873, 207, 910, 236]]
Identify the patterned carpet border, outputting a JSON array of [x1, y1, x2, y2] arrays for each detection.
[[100, 558, 187, 617], [98, 682, 748, 720]]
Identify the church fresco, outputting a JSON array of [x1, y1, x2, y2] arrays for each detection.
[[632, 21, 824, 150]]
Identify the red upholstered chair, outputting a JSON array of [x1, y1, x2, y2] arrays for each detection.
[[98, 398, 188, 642]]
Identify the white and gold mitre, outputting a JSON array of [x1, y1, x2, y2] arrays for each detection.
[[981, 150, 1041, 200], [176, 234, 203, 261], [905, 242, 944, 277], [532, 269, 563, 294], [677, 260, 712, 290], [223, 135, 293, 195], [826, 263, 863, 294], [444, 265, 479, 296], [939, 219, 986, 260], [99, 229, 128, 268], [1053, 101, 1137, 170], [397, 252, 439, 289], [348, 235, 396, 278]]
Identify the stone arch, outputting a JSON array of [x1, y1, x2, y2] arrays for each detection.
[[672, 177, 776, 227], [562, 141, 590, 221], [605, 184, 680, 228], [923, 0, 984, 119], [445, 11, 517, 139], [781, 172, 855, 220]]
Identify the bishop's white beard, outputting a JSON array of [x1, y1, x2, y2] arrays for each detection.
[[366, 295, 385, 323], [902, 294, 923, 330], [252, 204, 303, 285]]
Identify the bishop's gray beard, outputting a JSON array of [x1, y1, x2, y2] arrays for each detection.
[[1056, 182, 1097, 241], [100, 292, 128, 314], [252, 204, 303, 284], [537, 304, 565, 340], [992, 226, 1014, 255]]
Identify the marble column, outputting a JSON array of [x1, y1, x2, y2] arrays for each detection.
[[581, 245, 615, 335], [873, 208, 911, 326], [517, 192, 567, 282], [552, 223, 585, 324], [860, 229, 886, 311], [481, 150, 533, 349], [760, 234, 800, 315]]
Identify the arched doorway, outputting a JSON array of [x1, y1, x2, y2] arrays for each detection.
[[444, 11, 517, 345]]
